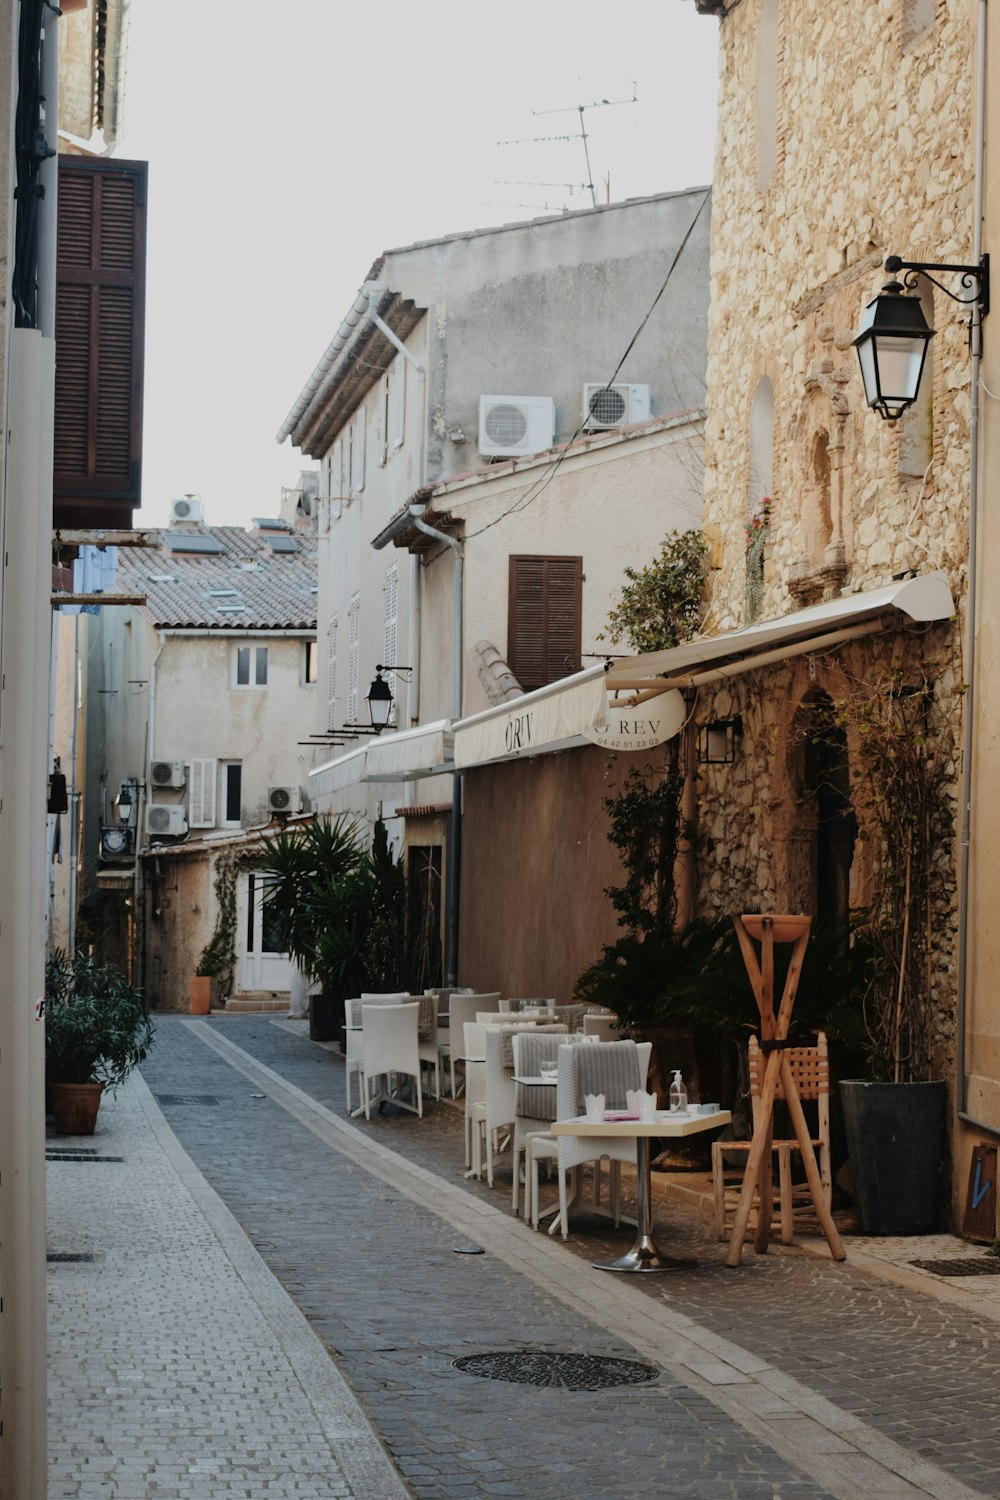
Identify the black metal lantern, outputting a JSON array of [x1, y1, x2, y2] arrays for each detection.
[[115, 781, 133, 825], [853, 281, 934, 422], [365, 671, 393, 732], [698, 716, 743, 765]]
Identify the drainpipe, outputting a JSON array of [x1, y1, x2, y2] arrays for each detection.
[[411, 508, 463, 986], [956, 0, 992, 1133]]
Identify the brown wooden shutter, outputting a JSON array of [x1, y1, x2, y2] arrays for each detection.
[[507, 555, 583, 691], [53, 157, 147, 529]]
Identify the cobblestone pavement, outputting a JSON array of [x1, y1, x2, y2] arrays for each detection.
[[129, 1015, 1000, 1500], [46, 1067, 408, 1500]]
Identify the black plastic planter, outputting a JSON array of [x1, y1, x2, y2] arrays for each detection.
[[840, 1079, 946, 1235], [308, 991, 341, 1043]]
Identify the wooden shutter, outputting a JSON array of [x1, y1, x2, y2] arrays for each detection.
[[187, 758, 218, 829], [53, 156, 147, 528], [507, 556, 583, 692]]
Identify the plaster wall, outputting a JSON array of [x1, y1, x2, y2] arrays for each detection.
[[152, 634, 318, 827], [374, 190, 711, 474], [412, 422, 705, 723]]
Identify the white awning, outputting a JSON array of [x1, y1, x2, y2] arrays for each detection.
[[605, 571, 955, 691], [454, 664, 609, 770], [365, 720, 454, 782], [308, 741, 369, 797]]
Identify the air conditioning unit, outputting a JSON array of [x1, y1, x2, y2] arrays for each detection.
[[169, 495, 203, 526], [267, 785, 301, 816], [581, 382, 651, 431], [150, 759, 186, 789], [145, 805, 188, 837], [478, 396, 555, 458]]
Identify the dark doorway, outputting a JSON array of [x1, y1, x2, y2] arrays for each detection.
[[798, 691, 856, 938]]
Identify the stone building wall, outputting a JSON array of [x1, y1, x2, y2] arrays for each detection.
[[701, 0, 974, 630], [691, 0, 972, 1094]]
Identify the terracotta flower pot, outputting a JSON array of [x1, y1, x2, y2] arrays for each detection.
[[50, 1081, 104, 1136], [190, 976, 212, 1015]]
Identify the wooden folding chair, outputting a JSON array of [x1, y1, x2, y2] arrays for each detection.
[[712, 1032, 832, 1244]]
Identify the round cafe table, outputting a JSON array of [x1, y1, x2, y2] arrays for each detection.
[[551, 1109, 731, 1272]]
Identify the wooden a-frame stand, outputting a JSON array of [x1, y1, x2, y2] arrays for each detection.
[[726, 914, 846, 1268]]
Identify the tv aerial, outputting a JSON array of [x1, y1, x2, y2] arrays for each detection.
[[495, 83, 638, 211]]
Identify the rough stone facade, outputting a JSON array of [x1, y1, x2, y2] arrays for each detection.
[[691, 0, 974, 1190]]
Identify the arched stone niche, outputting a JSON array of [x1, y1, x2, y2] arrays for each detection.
[[789, 379, 851, 605], [772, 671, 857, 932]]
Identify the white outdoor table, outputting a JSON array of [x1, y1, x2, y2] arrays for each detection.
[[551, 1109, 731, 1273]]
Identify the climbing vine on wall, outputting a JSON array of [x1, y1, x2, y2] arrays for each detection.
[[195, 850, 241, 998]]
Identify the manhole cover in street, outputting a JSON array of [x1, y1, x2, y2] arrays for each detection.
[[154, 1094, 221, 1107], [453, 1351, 658, 1390], [910, 1257, 1000, 1277]]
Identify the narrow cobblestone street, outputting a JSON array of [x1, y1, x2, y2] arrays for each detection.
[[48, 1015, 1000, 1499]]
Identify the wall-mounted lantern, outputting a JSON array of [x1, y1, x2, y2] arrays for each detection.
[[698, 716, 743, 765]]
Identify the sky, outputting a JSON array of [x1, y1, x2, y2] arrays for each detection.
[[117, 1, 720, 531]]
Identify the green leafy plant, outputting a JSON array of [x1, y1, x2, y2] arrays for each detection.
[[602, 529, 708, 653], [255, 815, 411, 1011], [799, 655, 955, 1081], [45, 949, 154, 1089], [745, 494, 771, 623]]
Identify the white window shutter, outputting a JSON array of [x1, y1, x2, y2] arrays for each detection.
[[379, 375, 390, 465], [390, 357, 406, 448], [347, 595, 360, 723], [188, 758, 218, 828], [383, 565, 398, 726], [326, 615, 338, 731], [352, 409, 366, 492]]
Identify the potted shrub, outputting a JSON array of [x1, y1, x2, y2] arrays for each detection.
[[44, 949, 155, 1134], [824, 666, 953, 1234], [256, 815, 410, 1043]]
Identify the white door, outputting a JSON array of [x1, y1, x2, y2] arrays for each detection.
[[241, 871, 296, 993]]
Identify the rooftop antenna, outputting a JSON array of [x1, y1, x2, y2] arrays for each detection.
[[495, 83, 638, 210]]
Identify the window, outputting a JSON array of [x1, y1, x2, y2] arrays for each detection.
[[304, 639, 318, 685], [188, 758, 218, 828], [350, 409, 366, 494], [326, 615, 338, 731], [379, 374, 390, 465], [902, 0, 935, 48], [235, 644, 268, 686], [389, 356, 406, 449], [507, 555, 583, 692], [222, 762, 242, 827], [755, 0, 779, 191], [347, 595, 360, 723], [383, 564, 399, 728]]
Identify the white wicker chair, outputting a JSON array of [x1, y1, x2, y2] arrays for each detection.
[[483, 1023, 567, 1187], [443, 992, 500, 1098], [344, 993, 408, 1114], [510, 1031, 562, 1216], [462, 1021, 488, 1176], [360, 1001, 423, 1119], [532, 1039, 651, 1239]]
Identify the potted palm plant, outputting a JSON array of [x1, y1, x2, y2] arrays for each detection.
[[44, 949, 155, 1134]]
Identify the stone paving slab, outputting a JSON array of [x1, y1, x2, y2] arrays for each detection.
[[141, 1018, 846, 1500], [141, 1016, 1000, 1500], [46, 1070, 408, 1500]]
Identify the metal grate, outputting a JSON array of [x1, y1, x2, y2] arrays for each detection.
[[453, 1351, 658, 1391], [46, 1152, 123, 1162], [910, 1257, 1000, 1278], [154, 1094, 221, 1107]]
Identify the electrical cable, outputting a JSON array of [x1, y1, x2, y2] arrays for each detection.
[[462, 188, 711, 541]]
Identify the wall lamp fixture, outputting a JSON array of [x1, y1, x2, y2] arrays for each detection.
[[697, 716, 743, 765], [854, 254, 990, 421], [364, 664, 413, 734]]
